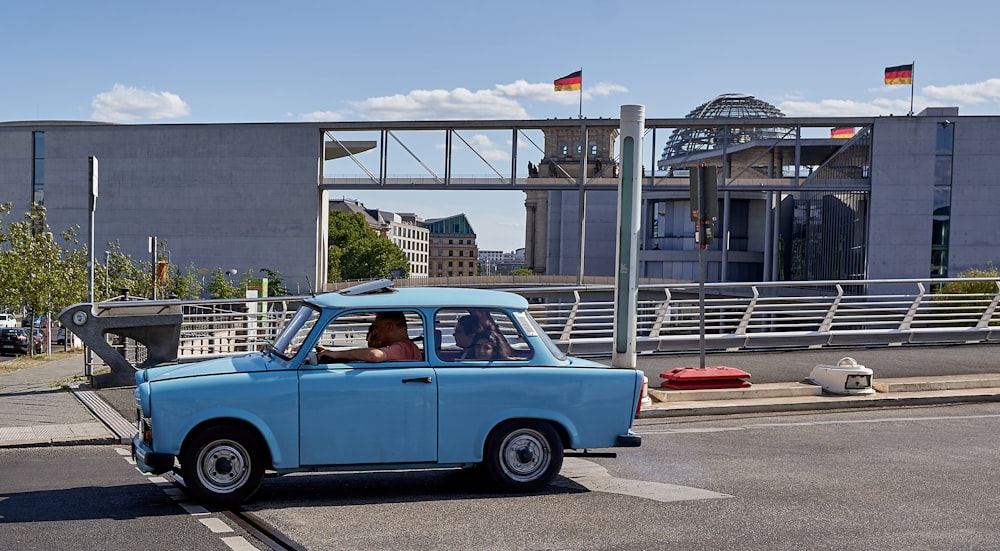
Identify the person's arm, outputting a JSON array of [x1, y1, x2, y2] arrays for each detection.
[[317, 345, 389, 363]]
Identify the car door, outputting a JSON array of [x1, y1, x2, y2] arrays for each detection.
[[297, 310, 437, 466]]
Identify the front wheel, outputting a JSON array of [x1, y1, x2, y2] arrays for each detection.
[[484, 420, 563, 492], [180, 425, 266, 506]]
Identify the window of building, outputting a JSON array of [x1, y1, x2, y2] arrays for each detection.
[[32, 131, 44, 204], [932, 123, 955, 278], [558, 141, 568, 156]]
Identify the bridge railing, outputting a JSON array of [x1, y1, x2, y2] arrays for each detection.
[[104, 277, 1000, 363]]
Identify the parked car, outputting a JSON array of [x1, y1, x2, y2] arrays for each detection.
[[0, 313, 16, 329], [0, 327, 44, 355], [132, 280, 643, 506]]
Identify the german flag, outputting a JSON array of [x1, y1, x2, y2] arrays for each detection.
[[831, 127, 855, 139], [884, 64, 913, 85], [554, 70, 582, 92]]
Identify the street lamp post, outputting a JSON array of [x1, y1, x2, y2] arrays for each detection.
[[87, 156, 98, 380]]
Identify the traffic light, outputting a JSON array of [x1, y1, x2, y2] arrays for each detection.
[[688, 164, 718, 246], [688, 164, 718, 222]]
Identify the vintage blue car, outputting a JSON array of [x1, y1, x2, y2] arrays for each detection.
[[132, 280, 642, 505]]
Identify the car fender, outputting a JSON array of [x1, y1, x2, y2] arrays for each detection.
[[468, 407, 578, 462], [161, 406, 289, 468]]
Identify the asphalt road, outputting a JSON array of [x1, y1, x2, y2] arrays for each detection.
[[4, 402, 999, 549], [0, 445, 265, 551]]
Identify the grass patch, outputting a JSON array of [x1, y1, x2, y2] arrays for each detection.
[[0, 350, 83, 374]]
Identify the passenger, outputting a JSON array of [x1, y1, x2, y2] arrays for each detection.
[[470, 329, 514, 360], [453, 314, 487, 359], [317, 311, 422, 362]]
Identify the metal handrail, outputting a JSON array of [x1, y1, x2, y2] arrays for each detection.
[[108, 277, 1000, 361]]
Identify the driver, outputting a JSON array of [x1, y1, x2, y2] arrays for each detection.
[[317, 311, 422, 362]]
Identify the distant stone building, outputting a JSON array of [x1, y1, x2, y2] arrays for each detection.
[[422, 214, 478, 277], [479, 248, 525, 275]]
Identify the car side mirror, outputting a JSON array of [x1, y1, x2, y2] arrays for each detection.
[[305, 349, 318, 365]]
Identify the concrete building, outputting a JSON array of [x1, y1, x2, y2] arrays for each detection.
[[534, 98, 994, 288], [2, 108, 995, 297], [0, 121, 325, 295], [423, 214, 478, 277], [479, 248, 525, 275]]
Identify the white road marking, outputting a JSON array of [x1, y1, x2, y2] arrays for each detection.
[[200, 517, 235, 533], [221, 536, 258, 550], [558, 457, 730, 503]]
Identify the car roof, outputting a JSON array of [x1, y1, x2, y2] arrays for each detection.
[[308, 283, 528, 311]]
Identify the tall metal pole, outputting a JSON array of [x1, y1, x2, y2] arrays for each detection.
[[576, 121, 588, 284], [612, 105, 644, 368], [86, 157, 98, 380]]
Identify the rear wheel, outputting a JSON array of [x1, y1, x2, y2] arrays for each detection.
[[484, 420, 563, 492], [180, 425, 266, 506]]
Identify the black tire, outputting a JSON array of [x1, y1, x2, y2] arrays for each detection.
[[180, 425, 266, 506], [483, 420, 563, 492]]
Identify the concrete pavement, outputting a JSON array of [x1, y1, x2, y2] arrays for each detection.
[[2, 344, 1000, 448]]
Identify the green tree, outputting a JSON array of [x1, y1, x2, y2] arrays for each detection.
[[259, 268, 290, 296], [327, 211, 408, 281], [933, 263, 1000, 327], [166, 262, 204, 300], [0, 203, 88, 352], [206, 268, 242, 299], [937, 263, 1000, 295], [509, 268, 534, 276], [100, 241, 153, 300]]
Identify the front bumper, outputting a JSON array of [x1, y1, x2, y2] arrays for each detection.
[[131, 436, 174, 474]]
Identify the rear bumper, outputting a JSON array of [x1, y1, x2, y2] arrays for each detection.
[[617, 430, 641, 447]]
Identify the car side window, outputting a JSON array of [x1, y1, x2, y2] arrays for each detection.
[[317, 310, 424, 361], [434, 308, 533, 362]]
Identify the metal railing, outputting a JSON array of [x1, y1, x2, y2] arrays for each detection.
[[111, 277, 1000, 362]]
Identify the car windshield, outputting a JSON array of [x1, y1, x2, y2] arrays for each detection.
[[270, 305, 321, 360]]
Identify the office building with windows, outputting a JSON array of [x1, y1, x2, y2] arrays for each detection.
[[532, 96, 987, 289]]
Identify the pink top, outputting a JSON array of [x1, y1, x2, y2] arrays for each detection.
[[381, 339, 423, 361]]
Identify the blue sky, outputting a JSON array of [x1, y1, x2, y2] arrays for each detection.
[[4, 0, 998, 252]]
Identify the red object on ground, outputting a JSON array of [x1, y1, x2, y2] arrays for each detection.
[[659, 366, 752, 390]]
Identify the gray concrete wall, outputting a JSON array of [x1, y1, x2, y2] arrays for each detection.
[[948, 117, 1000, 274], [867, 117, 936, 281], [0, 122, 323, 295], [545, 189, 618, 276]]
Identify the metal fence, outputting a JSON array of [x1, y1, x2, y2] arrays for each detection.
[[137, 277, 1000, 362]]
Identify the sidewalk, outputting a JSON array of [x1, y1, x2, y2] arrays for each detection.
[[2, 346, 1000, 448], [0, 354, 134, 448]]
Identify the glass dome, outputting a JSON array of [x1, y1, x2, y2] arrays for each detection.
[[658, 93, 790, 170]]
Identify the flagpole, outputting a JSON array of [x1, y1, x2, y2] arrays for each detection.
[[909, 60, 915, 116], [578, 67, 583, 119]]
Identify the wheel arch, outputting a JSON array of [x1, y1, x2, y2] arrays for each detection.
[[180, 417, 274, 470], [484, 416, 570, 454]]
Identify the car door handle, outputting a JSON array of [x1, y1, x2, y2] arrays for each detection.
[[402, 377, 433, 384]]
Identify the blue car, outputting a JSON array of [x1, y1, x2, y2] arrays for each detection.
[[132, 280, 642, 505]]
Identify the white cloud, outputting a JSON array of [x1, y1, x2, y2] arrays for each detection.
[[923, 78, 1000, 105], [91, 84, 190, 122], [352, 87, 531, 120], [297, 110, 347, 122], [778, 97, 915, 117], [342, 79, 629, 120]]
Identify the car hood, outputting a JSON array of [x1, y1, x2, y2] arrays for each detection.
[[139, 353, 270, 384]]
